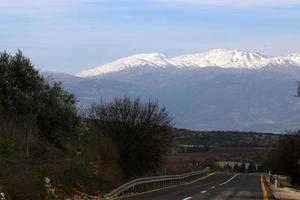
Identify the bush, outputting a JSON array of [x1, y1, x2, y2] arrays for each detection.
[[87, 97, 174, 177]]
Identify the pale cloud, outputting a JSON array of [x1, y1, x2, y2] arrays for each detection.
[[156, 0, 300, 6], [3, 0, 300, 9], [0, 0, 85, 8], [0, 0, 91, 15]]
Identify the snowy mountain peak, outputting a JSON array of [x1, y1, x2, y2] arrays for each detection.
[[76, 49, 300, 77], [76, 53, 172, 77], [171, 48, 269, 69], [286, 53, 300, 65]]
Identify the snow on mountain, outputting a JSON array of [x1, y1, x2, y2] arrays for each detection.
[[268, 57, 293, 66], [76, 53, 174, 77], [285, 53, 300, 66], [171, 49, 270, 69], [76, 49, 300, 77]]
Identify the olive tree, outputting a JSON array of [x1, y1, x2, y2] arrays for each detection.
[[0, 50, 81, 145]]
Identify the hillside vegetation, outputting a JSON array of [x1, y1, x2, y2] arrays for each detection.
[[1, 50, 297, 199], [0, 51, 173, 199]]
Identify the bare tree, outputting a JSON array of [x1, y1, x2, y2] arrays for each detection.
[[87, 97, 174, 177]]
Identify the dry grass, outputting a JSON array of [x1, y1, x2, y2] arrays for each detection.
[[271, 186, 300, 200], [0, 119, 123, 199], [0, 119, 59, 199], [69, 135, 124, 190]]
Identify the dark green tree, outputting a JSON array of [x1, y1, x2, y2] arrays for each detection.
[[37, 82, 81, 142], [0, 50, 81, 145], [0, 50, 45, 119]]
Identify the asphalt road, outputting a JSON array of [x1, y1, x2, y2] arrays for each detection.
[[122, 173, 274, 200]]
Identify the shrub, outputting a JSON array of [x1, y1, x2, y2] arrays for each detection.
[[87, 97, 174, 177]]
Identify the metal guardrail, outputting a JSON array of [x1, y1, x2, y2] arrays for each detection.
[[105, 167, 210, 199]]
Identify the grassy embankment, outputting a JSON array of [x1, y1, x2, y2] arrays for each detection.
[[0, 119, 123, 199]]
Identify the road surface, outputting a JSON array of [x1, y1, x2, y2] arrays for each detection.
[[122, 173, 274, 200]]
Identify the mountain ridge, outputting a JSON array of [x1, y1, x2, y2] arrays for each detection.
[[76, 49, 300, 77], [46, 48, 300, 133], [49, 65, 300, 133]]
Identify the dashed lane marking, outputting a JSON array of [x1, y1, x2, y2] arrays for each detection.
[[183, 197, 192, 200], [219, 174, 240, 186], [201, 190, 207, 194]]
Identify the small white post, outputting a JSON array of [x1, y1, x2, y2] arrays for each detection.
[[0, 192, 5, 200], [275, 179, 279, 188]]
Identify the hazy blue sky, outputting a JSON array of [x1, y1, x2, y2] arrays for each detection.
[[1, 0, 300, 74]]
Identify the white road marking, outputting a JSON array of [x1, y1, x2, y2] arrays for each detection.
[[183, 197, 192, 200], [211, 186, 216, 189], [219, 174, 240, 186], [201, 190, 207, 194]]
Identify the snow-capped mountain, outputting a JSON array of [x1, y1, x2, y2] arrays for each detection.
[[76, 53, 175, 77], [171, 49, 270, 69], [50, 48, 300, 133], [76, 49, 300, 77]]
